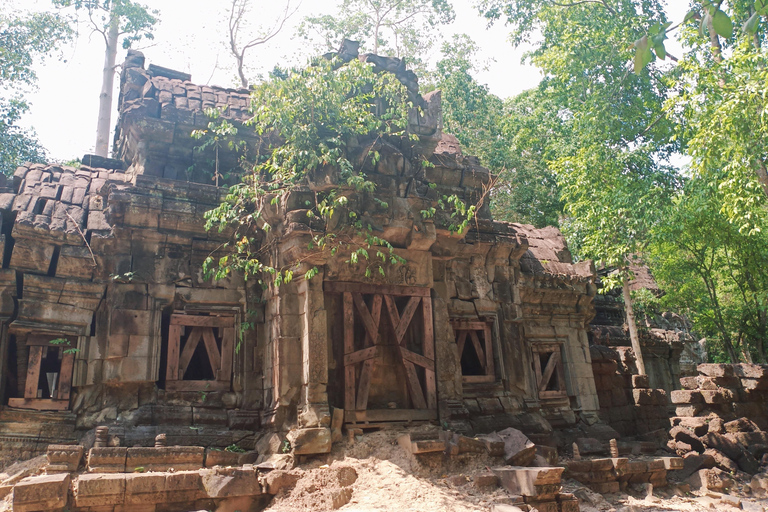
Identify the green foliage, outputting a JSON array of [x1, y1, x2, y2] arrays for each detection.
[[191, 107, 245, 186], [225, 443, 246, 453], [300, 0, 454, 74], [0, 9, 73, 175], [433, 35, 563, 228], [51, 0, 158, 49], [670, 43, 768, 232], [648, 178, 768, 363], [49, 337, 79, 355], [203, 58, 416, 286]]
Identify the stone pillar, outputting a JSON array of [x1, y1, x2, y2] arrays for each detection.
[[297, 269, 330, 429]]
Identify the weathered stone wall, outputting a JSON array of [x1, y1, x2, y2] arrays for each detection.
[[0, 47, 612, 458]]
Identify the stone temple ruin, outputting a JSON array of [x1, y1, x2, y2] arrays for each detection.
[[0, 46, 766, 512]]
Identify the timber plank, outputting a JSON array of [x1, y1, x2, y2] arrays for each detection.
[[343, 292, 356, 410], [399, 347, 435, 372], [201, 328, 222, 374], [218, 327, 235, 382], [402, 360, 427, 409], [538, 351, 559, 392], [456, 331, 468, 359], [24, 346, 43, 399], [7, 398, 69, 411], [171, 315, 234, 327], [166, 324, 182, 382], [469, 330, 486, 372], [356, 358, 376, 410], [58, 351, 75, 400], [394, 296, 421, 345], [344, 346, 379, 366], [353, 293, 380, 346], [422, 295, 434, 359], [178, 327, 203, 379], [484, 323, 494, 377], [324, 281, 430, 297]]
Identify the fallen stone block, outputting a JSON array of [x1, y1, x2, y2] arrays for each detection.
[[660, 457, 685, 471], [575, 437, 604, 455], [673, 452, 716, 480], [201, 467, 261, 498], [686, 468, 734, 493], [670, 390, 703, 405], [13, 473, 70, 512], [473, 472, 499, 489], [724, 417, 760, 434], [704, 448, 739, 474], [670, 426, 705, 453], [492, 466, 563, 497], [698, 364, 735, 378], [262, 469, 301, 495], [498, 428, 536, 466], [46, 444, 84, 473], [287, 427, 332, 455]]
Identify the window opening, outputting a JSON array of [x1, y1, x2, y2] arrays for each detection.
[[451, 320, 495, 383]]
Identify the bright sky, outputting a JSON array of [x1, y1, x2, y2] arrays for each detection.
[[13, 0, 688, 162]]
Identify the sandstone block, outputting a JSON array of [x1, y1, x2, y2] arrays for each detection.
[[46, 444, 84, 473], [686, 468, 733, 493], [670, 390, 703, 404], [200, 467, 261, 498], [75, 473, 126, 507], [492, 466, 563, 497], [126, 446, 204, 472], [88, 447, 127, 473], [164, 471, 204, 503], [287, 427, 332, 455], [698, 364, 735, 378], [124, 473, 166, 505], [262, 470, 301, 495], [13, 473, 70, 512], [632, 375, 649, 389], [474, 472, 499, 489]]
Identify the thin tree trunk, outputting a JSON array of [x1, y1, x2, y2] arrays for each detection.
[[95, 11, 119, 157], [622, 272, 646, 376]]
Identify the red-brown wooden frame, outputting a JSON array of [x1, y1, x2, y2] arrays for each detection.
[[165, 313, 235, 392], [8, 334, 77, 411], [531, 342, 567, 399], [450, 320, 495, 384], [326, 281, 437, 423]]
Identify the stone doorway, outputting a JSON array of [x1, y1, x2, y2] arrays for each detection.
[[326, 282, 437, 427]]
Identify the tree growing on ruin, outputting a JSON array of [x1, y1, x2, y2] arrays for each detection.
[[477, 0, 680, 373], [226, 0, 299, 89], [0, 8, 73, 174], [52, 0, 158, 158], [300, 0, 455, 74], [433, 34, 564, 228]]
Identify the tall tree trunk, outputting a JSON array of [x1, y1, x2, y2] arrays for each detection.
[[94, 11, 119, 157], [622, 272, 646, 376]]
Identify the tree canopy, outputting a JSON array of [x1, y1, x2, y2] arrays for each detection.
[[0, 8, 72, 174]]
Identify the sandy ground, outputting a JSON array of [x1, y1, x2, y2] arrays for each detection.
[[264, 427, 768, 512]]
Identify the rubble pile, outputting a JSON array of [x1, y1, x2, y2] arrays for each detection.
[[668, 363, 768, 489]]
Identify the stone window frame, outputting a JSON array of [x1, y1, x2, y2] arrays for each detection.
[[530, 340, 568, 400], [8, 333, 77, 411], [165, 313, 236, 392], [450, 319, 496, 384]]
